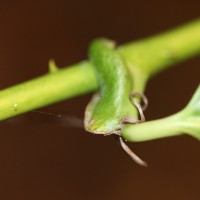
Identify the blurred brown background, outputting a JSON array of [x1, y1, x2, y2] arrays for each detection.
[[0, 0, 199, 199]]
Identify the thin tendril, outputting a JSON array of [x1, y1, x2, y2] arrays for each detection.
[[130, 92, 148, 111], [119, 92, 148, 166], [119, 137, 147, 167]]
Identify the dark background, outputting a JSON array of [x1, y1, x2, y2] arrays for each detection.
[[0, 0, 199, 199]]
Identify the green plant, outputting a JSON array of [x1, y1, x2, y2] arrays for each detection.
[[0, 19, 200, 164]]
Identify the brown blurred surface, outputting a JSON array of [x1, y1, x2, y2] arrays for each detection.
[[0, 0, 200, 199]]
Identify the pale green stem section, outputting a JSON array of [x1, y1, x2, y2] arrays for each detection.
[[122, 112, 200, 142], [121, 82, 200, 142], [0, 19, 199, 124], [118, 19, 200, 78], [122, 115, 183, 142]]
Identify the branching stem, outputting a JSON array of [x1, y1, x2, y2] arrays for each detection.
[[0, 19, 200, 144]]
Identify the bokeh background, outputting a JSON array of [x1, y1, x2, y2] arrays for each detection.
[[0, 0, 199, 199]]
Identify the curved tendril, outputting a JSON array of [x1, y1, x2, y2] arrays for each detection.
[[129, 92, 148, 122], [119, 137, 147, 167], [130, 92, 148, 111], [118, 92, 148, 166]]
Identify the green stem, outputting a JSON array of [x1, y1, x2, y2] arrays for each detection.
[[0, 62, 97, 120], [119, 19, 200, 78], [0, 19, 199, 122], [122, 115, 182, 142], [121, 85, 200, 142]]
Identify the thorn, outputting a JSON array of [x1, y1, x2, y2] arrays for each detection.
[[48, 59, 59, 73]]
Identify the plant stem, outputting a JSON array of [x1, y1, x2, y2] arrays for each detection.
[[122, 84, 200, 142], [122, 115, 182, 142], [0, 62, 97, 120], [119, 19, 200, 78], [0, 19, 199, 122]]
